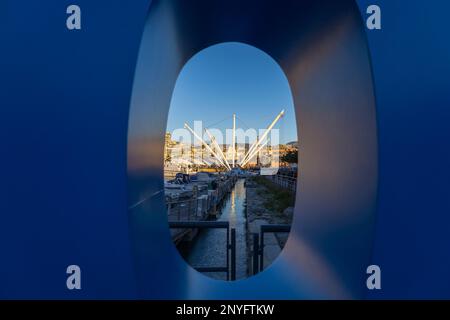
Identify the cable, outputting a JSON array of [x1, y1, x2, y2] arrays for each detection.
[[204, 115, 232, 129], [235, 115, 251, 130]]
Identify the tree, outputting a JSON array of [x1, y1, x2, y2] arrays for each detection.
[[281, 149, 298, 164]]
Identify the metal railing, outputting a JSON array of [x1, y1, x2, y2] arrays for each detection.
[[168, 221, 236, 281], [252, 224, 291, 274], [264, 174, 297, 193], [166, 197, 209, 221], [166, 177, 238, 223]]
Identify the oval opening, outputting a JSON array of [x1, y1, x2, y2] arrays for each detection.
[[165, 42, 298, 281]]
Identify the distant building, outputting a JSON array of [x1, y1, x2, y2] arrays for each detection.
[[164, 132, 298, 171]]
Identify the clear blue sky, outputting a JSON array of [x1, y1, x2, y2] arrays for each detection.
[[167, 42, 298, 144]]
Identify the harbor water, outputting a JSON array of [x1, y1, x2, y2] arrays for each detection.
[[186, 179, 248, 280]]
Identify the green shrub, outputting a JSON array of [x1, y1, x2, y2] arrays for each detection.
[[251, 176, 295, 213]]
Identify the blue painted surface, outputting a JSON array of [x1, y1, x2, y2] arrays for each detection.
[[359, 0, 450, 299], [0, 0, 449, 299]]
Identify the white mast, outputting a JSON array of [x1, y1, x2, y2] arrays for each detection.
[[241, 139, 269, 167], [240, 109, 285, 166], [204, 128, 232, 171], [184, 123, 230, 170], [232, 113, 236, 168]]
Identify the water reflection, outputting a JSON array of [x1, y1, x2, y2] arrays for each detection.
[[187, 179, 248, 280]]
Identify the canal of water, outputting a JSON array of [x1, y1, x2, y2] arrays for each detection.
[[186, 178, 248, 280]]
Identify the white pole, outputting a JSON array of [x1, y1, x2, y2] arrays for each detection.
[[232, 113, 236, 168], [241, 139, 269, 167], [184, 123, 230, 170], [240, 109, 285, 166], [205, 128, 231, 171]]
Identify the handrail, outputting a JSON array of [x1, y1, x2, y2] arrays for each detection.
[[168, 221, 236, 281], [252, 224, 291, 274], [168, 221, 229, 229]]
